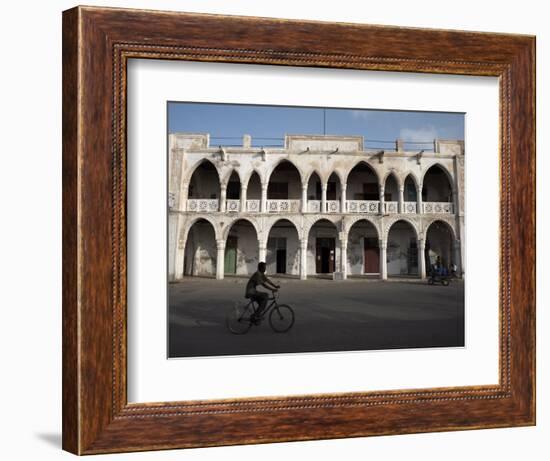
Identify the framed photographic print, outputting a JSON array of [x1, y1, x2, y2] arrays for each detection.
[[62, 6, 535, 455]]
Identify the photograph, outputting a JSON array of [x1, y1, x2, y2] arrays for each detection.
[[167, 102, 465, 358]]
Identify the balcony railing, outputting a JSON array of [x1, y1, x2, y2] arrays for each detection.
[[422, 202, 454, 214], [325, 200, 340, 213], [346, 200, 380, 214], [246, 200, 260, 212], [308, 200, 321, 213], [267, 199, 301, 213], [226, 199, 240, 212], [185, 198, 453, 215], [187, 199, 219, 212], [403, 202, 417, 214], [384, 201, 399, 214]]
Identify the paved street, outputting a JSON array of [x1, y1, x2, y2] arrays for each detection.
[[168, 277, 464, 358]]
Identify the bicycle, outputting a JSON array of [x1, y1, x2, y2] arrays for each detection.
[[226, 289, 295, 335]]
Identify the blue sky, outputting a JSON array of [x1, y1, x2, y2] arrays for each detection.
[[168, 102, 464, 150]]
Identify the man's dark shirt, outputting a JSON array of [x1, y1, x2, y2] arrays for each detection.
[[245, 271, 268, 298]]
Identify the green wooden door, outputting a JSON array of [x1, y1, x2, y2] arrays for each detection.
[[224, 237, 237, 274]]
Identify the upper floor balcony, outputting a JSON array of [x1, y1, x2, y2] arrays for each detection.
[[184, 197, 454, 215], [170, 134, 462, 218]]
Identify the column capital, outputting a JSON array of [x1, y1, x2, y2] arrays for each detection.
[[177, 238, 186, 250], [220, 183, 228, 191], [302, 182, 308, 190], [378, 239, 387, 250], [299, 238, 308, 248], [216, 239, 226, 250], [258, 240, 267, 249], [261, 183, 268, 190], [417, 237, 426, 249], [241, 184, 248, 190]]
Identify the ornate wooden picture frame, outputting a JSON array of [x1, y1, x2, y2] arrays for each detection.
[[62, 6, 535, 455]]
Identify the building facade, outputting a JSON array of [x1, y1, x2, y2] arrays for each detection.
[[168, 133, 464, 281]]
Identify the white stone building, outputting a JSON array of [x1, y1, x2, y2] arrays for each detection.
[[168, 133, 464, 281]]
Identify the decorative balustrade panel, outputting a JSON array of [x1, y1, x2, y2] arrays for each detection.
[[384, 201, 399, 214], [346, 200, 380, 214], [226, 199, 240, 212], [267, 199, 301, 213], [246, 200, 260, 212], [187, 199, 219, 212], [422, 202, 454, 214], [325, 200, 340, 213], [403, 201, 417, 214], [308, 200, 321, 213], [168, 192, 176, 209]]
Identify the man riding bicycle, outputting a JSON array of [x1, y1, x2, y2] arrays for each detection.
[[245, 262, 280, 319]]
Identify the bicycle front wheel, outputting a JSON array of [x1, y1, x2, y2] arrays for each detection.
[[226, 302, 253, 335], [269, 304, 295, 333]]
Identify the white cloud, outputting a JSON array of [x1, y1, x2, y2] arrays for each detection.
[[350, 110, 374, 121], [399, 125, 438, 142]]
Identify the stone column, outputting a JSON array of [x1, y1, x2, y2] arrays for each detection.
[[340, 182, 347, 213], [180, 181, 189, 212], [379, 185, 385, 214], [220, 185, 227, 212], [418, 238, 426, 279], [398, 185, 405, 213], [258, 240, 267, 264], [300, 238, 308, 280], [340, 235, 348, 280], [216, 239, 225, 280], [417, 183, 423, 214], [174, 237, 186, 280], [379, 239, 387, 280], [261, 184, 268, 213], [240, 185, 247, 213], [321, 183, 327, 213], [301, 184, 308, 213], [453, 239, 462, 277]]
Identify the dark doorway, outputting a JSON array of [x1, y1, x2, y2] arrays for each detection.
[[364, 238, 380, 274], [316, 238, 335, 273], [276, 249, 287, 274], [224, 236, 237, 274]]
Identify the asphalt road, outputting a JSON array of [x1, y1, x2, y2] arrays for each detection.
[[168, 277, 464, 358]]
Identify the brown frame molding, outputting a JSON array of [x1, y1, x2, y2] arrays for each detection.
[[62, 5, 535, 455]]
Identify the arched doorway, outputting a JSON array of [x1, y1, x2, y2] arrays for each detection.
[[347, 219, 379, 275], [266, 219, 300, 276], [422, 165, 453, 203], [403, 174, 418, 213], [225, 170, 241, 212], [306, 171, 322, 212], [326, 172, 342, 213], [386, 220, 419, 277], [224, 219, 259, 276], [347, 162, 379, 200], [425, 220, 454, 272], [245, 171, 262, 213], [187, 160, 220, 212], [183, 219, 217, 277], [267, 160, 302, 213], [384, 173, 399, 213], [307, 219, 339, 276]]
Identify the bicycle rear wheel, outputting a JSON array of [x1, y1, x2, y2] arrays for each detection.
[[269, 304, 295, 333], [226, 302, 253, 334]]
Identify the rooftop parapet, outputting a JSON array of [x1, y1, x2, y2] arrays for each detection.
[[170, 132, 464, 155]]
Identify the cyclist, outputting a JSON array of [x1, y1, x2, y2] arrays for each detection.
[[245, 262, 280, 319]]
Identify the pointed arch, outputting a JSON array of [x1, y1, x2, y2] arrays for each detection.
[[267, 158, 305, 185], [421, 163, 454, 203], [183, 218, 218, 277], [345, 160, 380, 202], [267, 159, 303, 200], [186, 158, 221, 200]]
